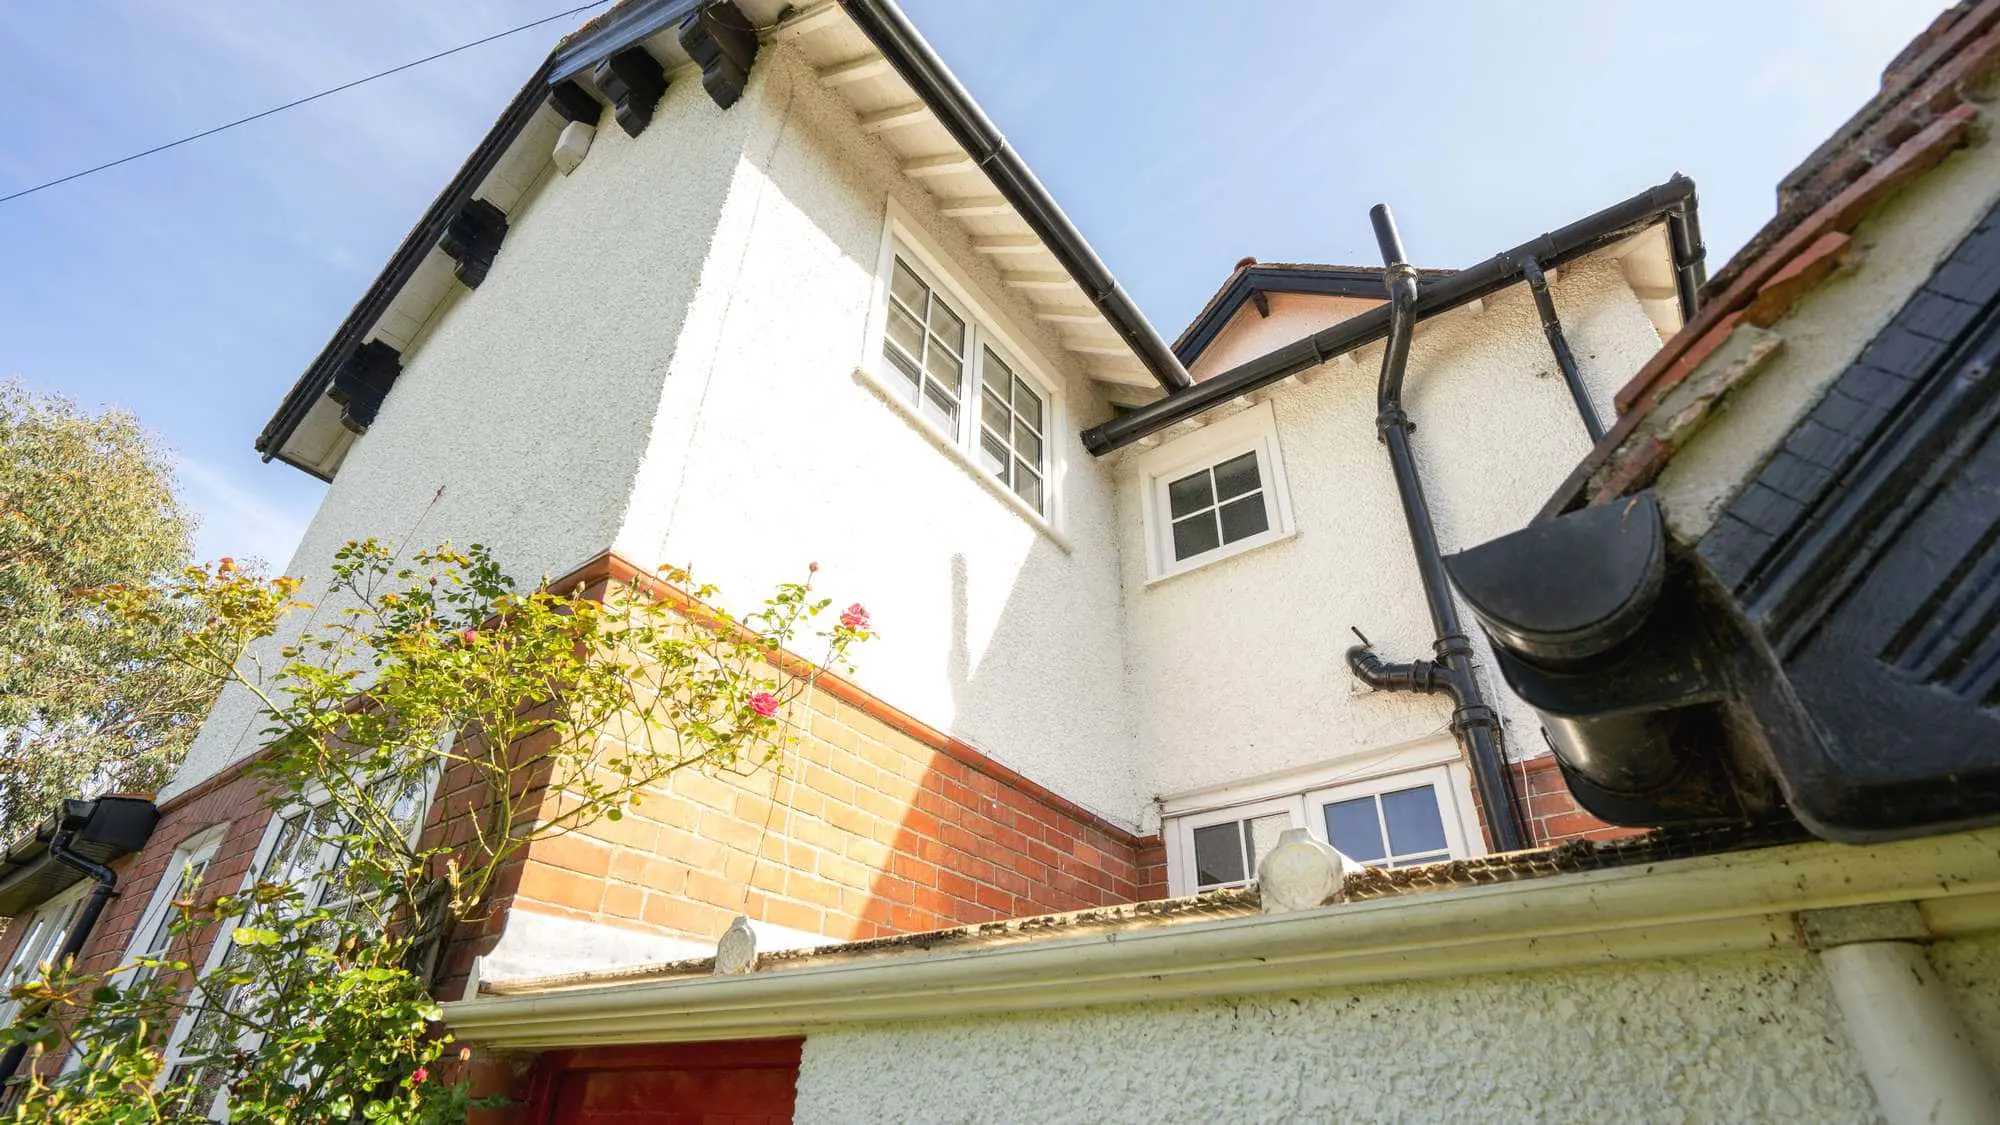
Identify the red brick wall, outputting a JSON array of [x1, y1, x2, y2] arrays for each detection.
[[1514, 753, 1647, 847], [436, 679, 1168, 995]]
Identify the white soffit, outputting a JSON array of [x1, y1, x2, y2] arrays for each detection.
[[778, 2, 1155, 399]]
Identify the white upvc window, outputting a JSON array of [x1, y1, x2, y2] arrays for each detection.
[[0, 882, 90, 1029], [863, 200, 1065, 528], [121, 826, 229, 990], [1135, 401, 1295, 581], [160, 770, 432, 1119], [1163, 759, 1480, 896]]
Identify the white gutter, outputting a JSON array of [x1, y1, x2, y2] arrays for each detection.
[[442, 830, 2000, 1050]]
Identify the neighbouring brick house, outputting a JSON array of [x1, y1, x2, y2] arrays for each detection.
[[6, 0, 2000, 1121]]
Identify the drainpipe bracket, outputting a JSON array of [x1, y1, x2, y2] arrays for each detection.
[[1449, 702, 1500, 734], [1374, 405, 1413, 440]]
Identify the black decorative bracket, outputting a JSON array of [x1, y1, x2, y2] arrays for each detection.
[[547, 79, 602, 126], [439, 199, 509, 289], [678, 1, 759, 109], [593, 47, 668, 137], [327, 341, 403, 434]]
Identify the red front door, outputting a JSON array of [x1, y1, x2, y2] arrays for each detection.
[[528, 1039, 802, 1125]]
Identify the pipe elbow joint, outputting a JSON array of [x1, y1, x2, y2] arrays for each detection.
[[1346, 645, 1446, 695]]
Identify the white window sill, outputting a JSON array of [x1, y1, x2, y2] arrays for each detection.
[[851, 365, 1072, 553], [1143, 527, 1298, 589]]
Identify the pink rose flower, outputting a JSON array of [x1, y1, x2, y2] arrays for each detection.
[[460, 629, 477, 645], [748, 691, 779, 718], [840, 603, 870, 630], [411, 1066, 430, 1084]]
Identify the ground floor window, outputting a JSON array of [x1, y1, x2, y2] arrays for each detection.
[[1162, 760, 1479, 896], [0, 882, 90, 1029]]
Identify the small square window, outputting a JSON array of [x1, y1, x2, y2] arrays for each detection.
[[1138, 402, 1292, 580], [1165, 452, 1270, 562]]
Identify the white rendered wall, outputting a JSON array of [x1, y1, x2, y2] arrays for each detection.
[[1120, 257, 1663, 804], [166, 74, 761, 799], [607, 48, 1146, 826], [794, 945, 1920, 1123]]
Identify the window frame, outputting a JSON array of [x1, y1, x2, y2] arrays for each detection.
[[1304, 764, 1473, 870], [1134, 401, 1296, 582], [120, 825, 230, 984], [156, 766, 437, 1117], [860, 198, 1068, 533], [1165, 796, 1303, 895], [0, 881, 92, 1030], [1162, 751, 1484, 897]]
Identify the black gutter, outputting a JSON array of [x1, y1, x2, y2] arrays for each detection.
[[1080, 175, 1702, 456], [261, 0, 1195, 467], [1522, 256, 1605, 443], [1345, 205, 1527, 855], [0, 833, 119, 1087], [838, 0, 1194, 394], [1172, 264, 1457, 368], [550, 0, 699, 82]]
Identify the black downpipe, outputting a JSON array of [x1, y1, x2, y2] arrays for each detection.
[[1666, 201, 1707, 323], [1521, 256, 1605, 443], [0, 832, 119, 1087], [1347, 204, 1528, 855]]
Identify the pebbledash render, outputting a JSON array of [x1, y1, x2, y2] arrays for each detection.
[[3, 0, 2000, 1121]]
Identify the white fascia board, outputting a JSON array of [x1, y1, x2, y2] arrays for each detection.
[[441, 829, 2000, 1049]]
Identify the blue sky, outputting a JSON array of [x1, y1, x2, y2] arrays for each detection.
[[0, 0, 1942, 567]]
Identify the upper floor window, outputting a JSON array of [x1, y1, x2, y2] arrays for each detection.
[[1136, 401, 1295, 581], [865, 202, 1063, 527], [1162, 761, 1479, 896]]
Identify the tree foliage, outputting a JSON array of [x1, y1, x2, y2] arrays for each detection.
[[2, 541, 867, 1121], [0, 380, 212, 839]]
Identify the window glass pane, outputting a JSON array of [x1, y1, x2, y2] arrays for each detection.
[[978, 430, 1008, 478], [1217, 495, 1270, 544], [257, 811, 309, 882], [927, 301, 965, 354], [1013, 381, 1043, 430], [1381, 785, 1449, 858], [1172, 513, 1221, 561], [1213, 451, 1261, 501], [1191, 823, 1245, 887], [885, 301, 925, 360], [890, 259, 926, 311], [1325, 798, 1386, 862], [884, 343, 921, 389], [1167, 471, 1214, 519], [1013, 465, 1042, 511], [982, 349, 1011, 395], [981, 389, 1009, 435], [920, 379, 959, 431], [1243, 813, 1292, 875], [923, 344, 962, 391], [1013, 420, 1042, 464]]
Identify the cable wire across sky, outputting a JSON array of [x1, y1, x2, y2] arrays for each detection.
[[0, 1, 611, 207]]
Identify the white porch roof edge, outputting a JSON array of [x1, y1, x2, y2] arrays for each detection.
[[442, 828, 2000, 1049]]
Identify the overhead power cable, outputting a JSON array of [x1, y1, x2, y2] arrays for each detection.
[[0, 1, 610, 207]]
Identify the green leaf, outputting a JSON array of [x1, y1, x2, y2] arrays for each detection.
[[232, 926, 282, 947]]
